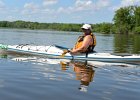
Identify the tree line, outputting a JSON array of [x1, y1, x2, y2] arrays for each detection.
[[0, 21, 82, 32], [0, 6, 140, 34]]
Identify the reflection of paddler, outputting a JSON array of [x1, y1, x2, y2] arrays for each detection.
[[72, 61, 95, 92], [60, 60, 95, 92], [60, 61, 68, 71], [73, 62, 95, 85]]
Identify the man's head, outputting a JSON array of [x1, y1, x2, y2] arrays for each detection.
[[81, 24, 92, 30], [81, 24, 92, 34]]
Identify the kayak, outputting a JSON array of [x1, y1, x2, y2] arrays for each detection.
[[0, 44, 140, 63]]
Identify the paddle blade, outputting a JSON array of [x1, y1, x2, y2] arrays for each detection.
[[60, 50, 69, 57]]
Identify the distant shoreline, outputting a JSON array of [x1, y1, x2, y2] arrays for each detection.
[[0, 20, 114, 34]]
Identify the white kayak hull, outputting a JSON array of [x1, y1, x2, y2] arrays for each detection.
[[0, 44, 140, 62]]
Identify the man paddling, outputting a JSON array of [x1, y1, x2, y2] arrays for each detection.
[[70, 24, 96, 55]]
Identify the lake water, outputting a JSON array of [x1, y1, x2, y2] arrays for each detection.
[[0, 29, 140, 100]]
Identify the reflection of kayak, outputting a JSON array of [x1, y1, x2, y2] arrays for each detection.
[[10, 56, 138, 67], [0, 44, 140, 63]]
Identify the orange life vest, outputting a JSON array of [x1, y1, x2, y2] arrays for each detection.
[[74, 33, 96, 53]]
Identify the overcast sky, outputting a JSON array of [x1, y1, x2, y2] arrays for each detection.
[[0, 0, 140, 24]]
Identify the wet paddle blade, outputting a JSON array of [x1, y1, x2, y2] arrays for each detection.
[[60, 50, 69, 58]]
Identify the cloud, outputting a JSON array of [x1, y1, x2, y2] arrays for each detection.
[[43, 0, 58, 6], [24, 2, 39, 10], [57, 0, 111, 13], [121, 0, 140, 7], [0, 0, 5, 8], [75, 0, 110, 11], [0, 0, 113, 23], [22, 2, 40, 15], [95, 0, 111, 10], [43, 0, 93, 14], [20, 0, 111, 17], [112, 0, 140, 11], [74, 0, 93, 11], [5, 16, 16, 21]]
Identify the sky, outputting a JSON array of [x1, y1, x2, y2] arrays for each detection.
[[0, 0, 140, 24]]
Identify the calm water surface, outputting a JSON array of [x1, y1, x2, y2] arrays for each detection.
[[0, 29, 140, 100]]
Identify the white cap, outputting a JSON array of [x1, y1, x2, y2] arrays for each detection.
[[81, 24, 92, 30]]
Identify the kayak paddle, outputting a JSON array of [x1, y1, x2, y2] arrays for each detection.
[[60, 50, 70, 57]]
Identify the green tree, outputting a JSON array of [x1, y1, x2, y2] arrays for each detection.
[[113, 7, 133, 34], [134, 6, 140, 27], [134, 6, 140, 34], [0, 21, 8, 27]]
